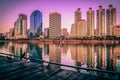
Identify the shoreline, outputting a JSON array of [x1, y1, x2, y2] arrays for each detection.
[[0, 39, 120, 44]]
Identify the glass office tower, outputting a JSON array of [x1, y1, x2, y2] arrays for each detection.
[[30, 10, 42, 38]]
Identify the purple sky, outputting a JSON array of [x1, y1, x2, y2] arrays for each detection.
[[0, 0, 120, 33]]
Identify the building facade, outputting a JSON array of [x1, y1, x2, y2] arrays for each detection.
[[44, 28, 49, 38], [61, 28, 69, 38], [77, 20, 87, 38], [106, 5, 116, 36], [14, 14, 27, 39], [97, 6, 105, 36], [75, 8, 81, 23], [70, 8, 82, 38], [49, 12, 61, 39], [113, 25, 120, 37], [70, 23, 76, 38], [87, 8, 94, 37], [9, 28, 14, 38], [30, 10, 42, 38]]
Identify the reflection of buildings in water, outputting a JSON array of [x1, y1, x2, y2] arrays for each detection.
[[14, 43, 27, 56], [8, 42, 14, 53], [70, 45, 86, 66], [106, 45, 116, 71], [7, 42, 42, 60], [38, 43, 44, 50], [44, 44, 49, 55], [114, 46, 120, 59], [0, 42, 5, 49], [49, 44, 61, 69], [3, 42, 8, 49], [86, 44, 95, 68], [7, 42, 28, 57], [61, 44, 68, 56], [28, 43, 42, 60], [70, 45, 76, 61], [96, 45, 106, 70], [114, 46, 120, 73]]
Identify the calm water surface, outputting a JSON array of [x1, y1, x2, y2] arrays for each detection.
[[0, 41, 120, 74]]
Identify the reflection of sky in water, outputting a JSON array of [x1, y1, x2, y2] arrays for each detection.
[[0, 42, 120, 73]]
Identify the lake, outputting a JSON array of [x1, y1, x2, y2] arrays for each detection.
[[0, 41, 120, 74]]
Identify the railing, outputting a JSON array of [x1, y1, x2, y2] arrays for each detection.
[[0, 52, 120, 79]]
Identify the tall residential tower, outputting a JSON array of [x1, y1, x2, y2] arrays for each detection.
[[106, 5, 116, 36], [49, 12, 61, 39], [70, 8, 82, 38], [75, 8, 81, 23], [14, 14, 27, 39], [87, 8, 94, 37], [97, 6, 105, 36]]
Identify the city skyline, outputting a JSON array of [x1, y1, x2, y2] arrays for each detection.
[[0, 0, 120, 33]]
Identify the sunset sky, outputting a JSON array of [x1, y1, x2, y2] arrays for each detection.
[[0, 0, 120, 33]]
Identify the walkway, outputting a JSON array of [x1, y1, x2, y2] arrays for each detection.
[[0, 54, 119, 80]]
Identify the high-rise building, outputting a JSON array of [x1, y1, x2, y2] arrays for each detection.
[[87, 8, 94, 37], [97, 6, 105, 36], [106, 5, 116, 36], [77, 20, 87, 38], [49, 12, 61, 39], [44, 28, 49, 38], [75, 8, 81, 23], [26, 29, 30, 37], [18, 14, 27, 37], [70, 8, 81, 38], [14, 14, 27, 39], [112, 25, 120, 37], [75, 8, 81, 38], [14, 21, 18, 38], [9, 28, 14, 38], [70, 23, 76, 38], [61, 28, 69, 38], [30, 10, 42, 38]]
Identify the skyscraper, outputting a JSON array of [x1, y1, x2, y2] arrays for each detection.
[[49, 12, 61, 39], [14, 14, 27, 39], [30, 10, 42, 38], [87, 8, 94, 37], [106, 5, 116, 36], [77, 20, 87, 38], [75, 8, 81, 38], [70, 23, 76, 38], [97, 6, 105, 36], [19, 14, 27, 38], [75, 8, 81, 23], [70, 8, 81, 38]]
